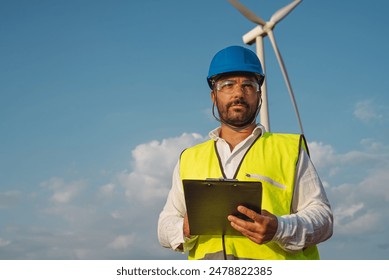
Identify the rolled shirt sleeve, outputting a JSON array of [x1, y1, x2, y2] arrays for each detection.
[[272, 150, 333, 251]]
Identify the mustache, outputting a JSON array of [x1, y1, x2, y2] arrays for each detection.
[[227, 99, 249, 108]]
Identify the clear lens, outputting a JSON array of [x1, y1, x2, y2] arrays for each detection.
[[215, 80, 259, 95]]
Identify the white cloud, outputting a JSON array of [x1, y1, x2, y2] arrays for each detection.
[[98, 183, 116, 197], [2, 132, 388, 260], [308, 139, 389, 243], [117, 133, 206, 203], [309, 138, 389, 177], [108, 234, 136, 250], [0, 237, 11, 247], [130, 133, 204, 178], [360, 164, 389, 202], [0, 133, 206, 259], [335, 202, 364, 222], [110, 211, 123, 219], [0, 191, 22, 209], [353, 99, 383, 123], [41, 177, 87, 204], [335, 208, 380, 235], [308, 141, 337, 170]]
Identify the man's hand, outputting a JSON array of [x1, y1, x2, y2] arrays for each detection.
[[227, 206, 278, 244], [177, 213, 191, 251], [183, 213, 190, 238]]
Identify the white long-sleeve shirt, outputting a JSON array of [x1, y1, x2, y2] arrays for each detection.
[[158, 125, 333, 253]]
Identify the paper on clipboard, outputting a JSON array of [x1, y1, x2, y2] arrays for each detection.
[[183, 179, 262, 236]]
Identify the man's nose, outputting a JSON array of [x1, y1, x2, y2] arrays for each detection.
[[232, 84, 245, 96]]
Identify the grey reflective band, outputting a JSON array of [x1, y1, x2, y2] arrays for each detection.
[[245, 173, 286, 190], [201, 251, 257, 260]]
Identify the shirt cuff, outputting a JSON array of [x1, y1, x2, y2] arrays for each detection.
[[271, 216, 296, 252], [272, 215, 305, 252], [272, 216, 284, 242], [182, 235, 198, 252], [170, 219, 198, 252]]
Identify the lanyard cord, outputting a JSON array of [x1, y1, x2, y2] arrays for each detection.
[[222, 235, 227, 260]]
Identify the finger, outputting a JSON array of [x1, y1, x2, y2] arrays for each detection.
[[228, 214, 254, 228], [183, 213, 190, 238], [230, 221, 262, 244], [230, 221, 256, 237], [228, 214, 246, 227], [228, 215, 260, 233], [237, 205, 263, 223]]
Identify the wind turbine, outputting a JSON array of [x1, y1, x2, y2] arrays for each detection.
[[228, 0, 304, 134]]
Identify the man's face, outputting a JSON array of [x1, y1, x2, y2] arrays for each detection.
[[211, 75, 261, 128]]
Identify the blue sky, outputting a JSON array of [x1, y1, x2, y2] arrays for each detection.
[[1, 0, 389, 259]]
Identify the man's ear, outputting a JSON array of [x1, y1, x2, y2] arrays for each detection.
[[210, 91, 216, 103]]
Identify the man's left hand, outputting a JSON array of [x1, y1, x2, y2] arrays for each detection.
[[227, 206, 278, 244]]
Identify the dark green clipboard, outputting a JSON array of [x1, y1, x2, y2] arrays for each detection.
[[183, 179, 262, 236]]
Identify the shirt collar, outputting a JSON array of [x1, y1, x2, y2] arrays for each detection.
[[208, 124, 266, 141]]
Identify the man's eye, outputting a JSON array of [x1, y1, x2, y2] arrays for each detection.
[[223, 83, 234, 89], [243, 84, 254, 89], [219, 81, 235, 90]]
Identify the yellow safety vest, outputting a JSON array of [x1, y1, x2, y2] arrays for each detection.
[[180, 132, 319, 260]]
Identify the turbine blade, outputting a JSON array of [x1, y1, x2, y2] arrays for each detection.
[[270, 0, 302, 25], [267, 30, 304, 134], [228, 0, 266, 26]]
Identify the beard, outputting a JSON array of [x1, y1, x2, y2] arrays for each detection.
[[216, 97, 259, 128]]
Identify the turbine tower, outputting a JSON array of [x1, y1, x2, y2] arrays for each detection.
[[228, 0, 304, 134]]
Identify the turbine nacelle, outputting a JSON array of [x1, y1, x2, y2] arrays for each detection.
[[243, 26, 265, 45], [243, 22, 276, 45]]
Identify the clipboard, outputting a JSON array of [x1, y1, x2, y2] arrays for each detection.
[[183, 179, 262, 236]]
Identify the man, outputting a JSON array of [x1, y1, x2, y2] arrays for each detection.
[[158, 46, 333, 260]]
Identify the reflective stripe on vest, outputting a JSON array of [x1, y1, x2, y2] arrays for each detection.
[[180, 132, 319, 260]]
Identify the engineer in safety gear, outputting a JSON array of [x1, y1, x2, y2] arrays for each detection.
[[158, 46, 333, 260]]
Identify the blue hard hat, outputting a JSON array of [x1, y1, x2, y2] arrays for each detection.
[[207, 46, 265, 89]]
